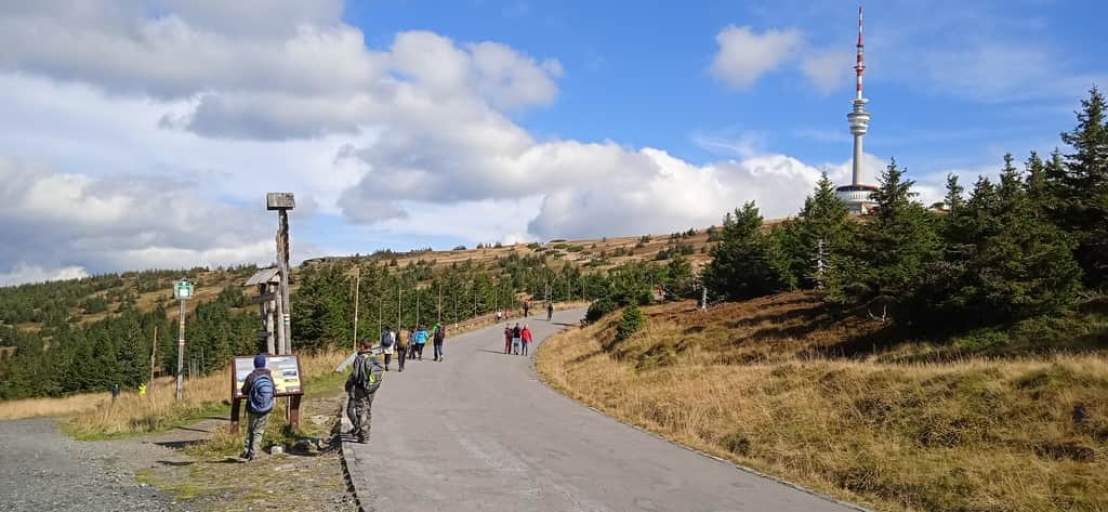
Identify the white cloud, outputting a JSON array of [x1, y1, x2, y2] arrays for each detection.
[[0, 264, 91, 287], [0, 2, 858, 280], [0, 158, 273, 276], [800, 47, 853, 95], [710, 25, 802, 90]]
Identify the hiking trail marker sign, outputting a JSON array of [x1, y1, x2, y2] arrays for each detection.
[[229, 354, 304, 433], [173, 280, 194, 300]]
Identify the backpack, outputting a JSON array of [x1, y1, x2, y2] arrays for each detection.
[[434, 326, 445, 343], [352, 354, 382, 393], [248, 373, 275, 414], [381, 331, 394, 348]]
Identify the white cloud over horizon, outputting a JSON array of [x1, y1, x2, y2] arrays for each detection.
[[0, 1, 986, 286]]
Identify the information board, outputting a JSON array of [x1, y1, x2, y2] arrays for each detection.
[[232, 355, 303, 397]]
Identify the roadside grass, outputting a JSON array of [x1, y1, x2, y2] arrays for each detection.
[[137, 374, 354, 511], [59, 350, 347, 440], [0, 391, 111, 421], [536, 293, 1108, 512]]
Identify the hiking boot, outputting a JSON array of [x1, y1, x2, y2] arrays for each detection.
[[357, 434, 367, 444]]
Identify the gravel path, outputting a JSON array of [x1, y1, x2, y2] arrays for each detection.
[[0, 418, 174, 512], [344, 309, 861, 512]]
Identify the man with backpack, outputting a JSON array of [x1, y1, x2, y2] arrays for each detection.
[[395, 326, 408, 372], [379, 325, 395, 371], [346, 340, 383, 444], [413, 325, 428, 360], [432, 323, 446, 362], [240, 354, 274, 461]]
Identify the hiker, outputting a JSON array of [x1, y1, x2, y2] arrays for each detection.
[[496, 309, 503, 323], [407, 325, 418, 360], [503, 325, 512, 354], [345, 341, 383, 444], [379, 326, 395, 371], [240, 354, 275, 461], [521, 324, 533, 356], [512, 323, 522, 355], [414, 325, 428, 360], [523, 301, 530, 318], [395, 327, 408, 372], [547, 302, 554, 321], [432, 323, 446, 362]]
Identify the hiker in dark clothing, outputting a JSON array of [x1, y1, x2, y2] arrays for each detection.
[[345, 341, 383, 444], [395, 327, 408, 372], [432, 323, 446, 362], [523, 301, 530, 318], [240, 354, 274, 461], [380, 326, 395, 371], [511, 323, 522, 355], [547, 302, 554, 321], [503, 325, 512, 354]]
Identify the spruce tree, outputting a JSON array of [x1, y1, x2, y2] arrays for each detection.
[[828, 159, 941, 321], [1050, 87, 1108, 287], [776, 173, 854, 289], [702, 202, 784, 300]]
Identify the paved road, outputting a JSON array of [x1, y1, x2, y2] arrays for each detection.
[[344, 309, 859, 512], [0, 418, 172, 512]]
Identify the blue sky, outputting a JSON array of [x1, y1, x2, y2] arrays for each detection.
[[0, 0, 1104, 284], [350, 0, 1105, 169]]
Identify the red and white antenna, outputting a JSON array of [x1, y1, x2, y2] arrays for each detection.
[[854, 5, 865, 100]]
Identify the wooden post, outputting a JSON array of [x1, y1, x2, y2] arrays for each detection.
[[267, 193, 295, 355], [397, 285, 402, 332], [274, 286, 286, 354], [230, 365, 241, 433], [276, 209, 292, 354], [264, 283, 276, 354]]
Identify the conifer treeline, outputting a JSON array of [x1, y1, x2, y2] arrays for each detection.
[[703, 88, 1108, 330], [0, 249, 689, 399]]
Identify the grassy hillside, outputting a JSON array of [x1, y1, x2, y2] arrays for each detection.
[[0, 229, 712, 337], [537, 292, 1108, 512]]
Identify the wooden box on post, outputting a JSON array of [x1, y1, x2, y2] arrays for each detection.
[[266, 192, 295, 211], [229, 354, 305, 433]]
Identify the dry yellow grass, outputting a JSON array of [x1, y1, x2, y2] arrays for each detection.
[[0, 391, 111, 420], [0, 350, 348, 438], [537, 299, 1108, 512]]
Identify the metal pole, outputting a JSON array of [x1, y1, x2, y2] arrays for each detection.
[[149, 325, 157, 385], [352, 266, 360, 353], [416, 288, 420, 327], [175, 299, 185, 401], [397, 284, 402, 331]]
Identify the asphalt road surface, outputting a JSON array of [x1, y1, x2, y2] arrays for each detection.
[[344, 309, 859, 512]]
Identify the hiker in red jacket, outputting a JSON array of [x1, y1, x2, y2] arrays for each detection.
[[521, 324, 534, 356]]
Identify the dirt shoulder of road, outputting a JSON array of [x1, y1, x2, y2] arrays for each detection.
[[132, 387, 357, 511], [536, 294, 1108, 512]]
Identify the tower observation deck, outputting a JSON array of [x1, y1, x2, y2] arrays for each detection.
[[836, 6, 878, 214]]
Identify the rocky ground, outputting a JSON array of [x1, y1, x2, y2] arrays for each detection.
[[0, 392, 356, 512], [0, 418, 174, 512]]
